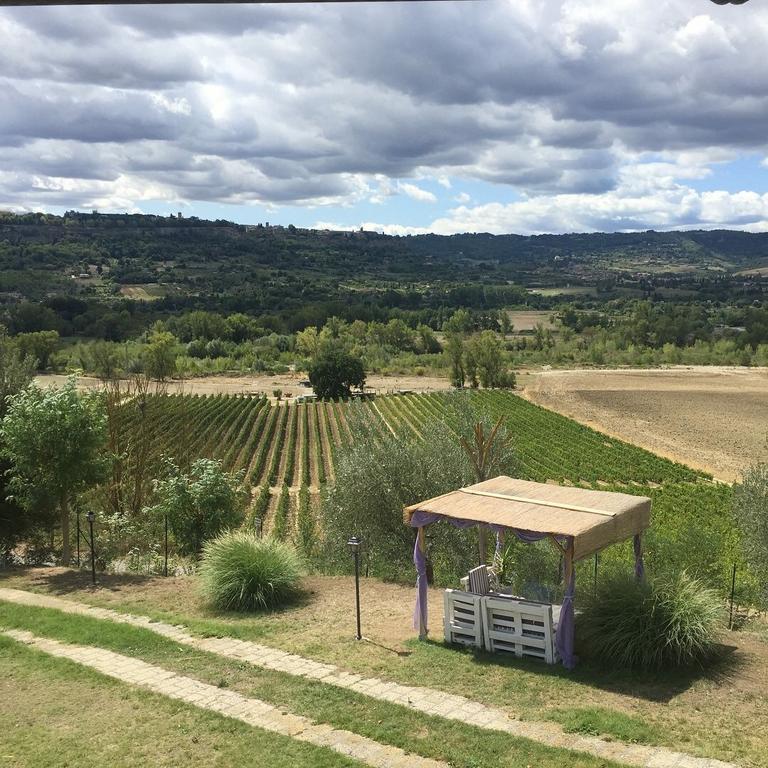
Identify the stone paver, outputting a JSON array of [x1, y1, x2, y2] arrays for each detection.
[[3, 628, 445, 768], [0, 587, 738, 768]]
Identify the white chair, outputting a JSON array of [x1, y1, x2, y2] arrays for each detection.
[[461, 564, 501, 594], [480, 595, 558, 664], [443, 589, 484, 648]]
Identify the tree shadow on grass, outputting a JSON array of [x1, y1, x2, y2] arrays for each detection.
[[434, 638, 744, 703], [0, 565, 157, 595]]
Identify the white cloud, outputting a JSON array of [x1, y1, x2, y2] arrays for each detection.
[[397, 181, 437, 204], [1, 0, 768, 230]]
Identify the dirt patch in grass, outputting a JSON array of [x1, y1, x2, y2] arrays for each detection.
[[520, 366, 768, 481]]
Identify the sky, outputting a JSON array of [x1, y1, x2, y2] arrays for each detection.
[[2, 0, 768, 236]]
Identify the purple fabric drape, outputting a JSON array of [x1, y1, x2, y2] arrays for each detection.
[[555, 539, 576, 669], [413, 532, 428, 634], [409, 510, 566, 643], [633, 533, 645, 580]]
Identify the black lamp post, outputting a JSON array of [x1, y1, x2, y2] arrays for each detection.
[[86, 511, 97, 586], [347, 536, 362, 640], [76, 511, 81, 567], [163, 514, 169, 577]]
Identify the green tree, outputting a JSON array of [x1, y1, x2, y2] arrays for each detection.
[[733, 463, 768, 607], [466, 331, 510, 388], [445, 333, 465, 388], [0, 328, 36, 408], [443, 308, 473, 335], [308, 343, 366, 400], [322, 405, 476, 581], [0, 329, 36, 561], [416, 324, 441, 354], [146, 458, 247, 556], [143, 329, 178, 381], [87, 341, 122, 380], [15, 330, 59, 371], [0, 378, 108, 565], [296, 326, 320, 358]]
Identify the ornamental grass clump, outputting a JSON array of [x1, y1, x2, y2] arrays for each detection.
[[578, 571, 722, 671], [199, 530, 302, 611]]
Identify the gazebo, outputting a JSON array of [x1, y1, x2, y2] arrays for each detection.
[[404, 476, 652, 668]]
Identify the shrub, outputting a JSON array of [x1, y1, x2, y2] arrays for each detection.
[[578, 571, 722, 671], [199, 530, 302, 611], [147, 458, 247, 556]]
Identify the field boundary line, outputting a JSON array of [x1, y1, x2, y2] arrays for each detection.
[[0, 587, 737, 768], [2, 627, 446, 768]]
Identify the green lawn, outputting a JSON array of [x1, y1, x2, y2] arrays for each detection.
[[2, 568, 767, 767], [1, 601, 622, 768], [0, 635, 357, 768]]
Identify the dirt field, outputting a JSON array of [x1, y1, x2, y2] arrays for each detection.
[[520, 366, 768, 482], [506, 310, 554, 331], [36, 372, 452, 400]]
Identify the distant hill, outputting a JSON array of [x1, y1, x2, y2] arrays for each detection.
[[0, 211, 765, 335]]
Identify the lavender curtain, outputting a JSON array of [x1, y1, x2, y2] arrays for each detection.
[[555, 541, 576, 669], [409, 511, 570, 655], [413, 533, 428, 634]]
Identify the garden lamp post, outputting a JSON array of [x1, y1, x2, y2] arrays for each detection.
[[86, 511, 97, 586], [347, 536, 362, 640], [76, 511, 81, 567]]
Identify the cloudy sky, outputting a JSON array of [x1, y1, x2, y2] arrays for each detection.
[[2, 0, 768, 235]]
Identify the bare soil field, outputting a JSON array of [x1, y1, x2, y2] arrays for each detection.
[[520, 366, 768, 482], [506, 309, 554, 331], [36, 372, 452, 400]]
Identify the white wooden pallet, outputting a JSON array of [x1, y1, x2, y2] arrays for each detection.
[[480, 595, 558, 664], [443, 589, 484, 648]]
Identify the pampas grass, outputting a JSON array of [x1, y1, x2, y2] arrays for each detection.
[[199, 530, 302, 611], [578, 571, 722, 670]]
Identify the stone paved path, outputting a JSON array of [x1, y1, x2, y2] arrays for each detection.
[[4, 627, 446, 768], [0, 587, 737, 768]]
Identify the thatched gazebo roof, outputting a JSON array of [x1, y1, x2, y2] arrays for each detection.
[[404, 476, 651, 561]]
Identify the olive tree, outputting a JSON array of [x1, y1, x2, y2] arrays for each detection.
[[322, 394, 517, 583], [1, 378, 108, 565], [733, 463, 768, 606]]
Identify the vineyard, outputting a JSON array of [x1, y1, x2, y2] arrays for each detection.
[[119, 389, 703, 488], [112, 389, 746, 596]]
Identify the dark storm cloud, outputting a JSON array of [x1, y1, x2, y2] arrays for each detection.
[[0, 82, 188, 144], [1, 0, 767, 225]]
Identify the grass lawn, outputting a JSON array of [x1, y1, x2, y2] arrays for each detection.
[[3, 567, 767, 767], [1, 602, 621, 768], [0, 635, 358, 768]]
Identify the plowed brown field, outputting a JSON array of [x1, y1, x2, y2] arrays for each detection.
[[520, 366, 768, 482]]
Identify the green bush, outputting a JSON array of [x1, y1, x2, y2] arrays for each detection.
[[199, 530, 302, 611], [578, 571, 722, 671]]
